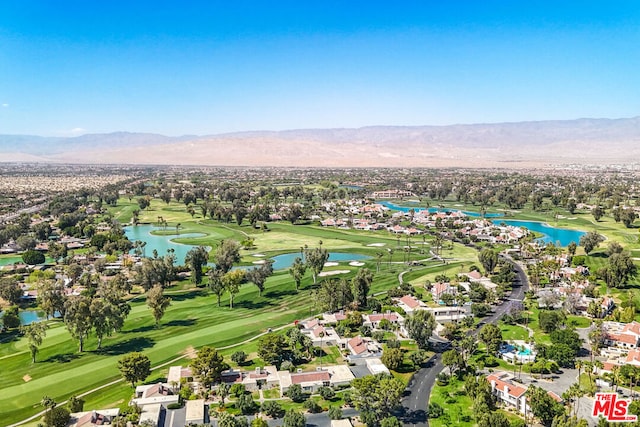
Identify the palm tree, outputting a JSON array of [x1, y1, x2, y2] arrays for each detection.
[[583, 361, 595, 393], [375, 252, 384, 273], [612, 365, 620, 392]]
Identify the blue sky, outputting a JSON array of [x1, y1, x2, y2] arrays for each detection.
[[1, 1, 639, 136]]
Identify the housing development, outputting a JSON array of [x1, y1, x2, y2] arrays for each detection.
[[0, 166, 639, 427]]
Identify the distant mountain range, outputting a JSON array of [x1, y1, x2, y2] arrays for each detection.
[[1, 117, 640, 168]]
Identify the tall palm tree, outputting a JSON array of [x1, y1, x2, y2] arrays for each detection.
[[375, 252, 384, 273], [612, 365, 620, 392]]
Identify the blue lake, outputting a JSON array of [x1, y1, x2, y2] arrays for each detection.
[[379, 201, 504, 218], [124, 225, 208, 264], [491, 220, 586, 247], [269, 252, 371, 270], [0, 309, 57, 326]]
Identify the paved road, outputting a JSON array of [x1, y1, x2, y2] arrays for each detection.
[[400, 255, 529, 427]]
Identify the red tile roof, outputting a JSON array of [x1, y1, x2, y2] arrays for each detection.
[[623, 322, 640, 336], [627, 349, 640, 364], [399, 295, 421, 309], [348, 336, 367, 355], [487, 373, 527, 398], [367, 313, 399, 323], [291, 371, 330, 384]]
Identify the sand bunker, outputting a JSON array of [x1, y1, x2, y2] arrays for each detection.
[[367, 243, 386, 247], [349, 261, 365, 266], [23, 375, 32, 382], [324, 262, 339, 267], [318, 270, 350, 277], [252, 253, 265, 257], [252, 260, 267, 264]]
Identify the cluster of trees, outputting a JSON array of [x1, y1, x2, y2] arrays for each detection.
[[31, 274, 132, 353], [314, 268, 374, 312], [537, 328, 582, 368], [204, 239, 273, 307], [64, 275, 132, 352], [133, 249, 176, 290], [350, 374, 405, 427], [39, 394, 84, 427], [256, 329, 315, 367]]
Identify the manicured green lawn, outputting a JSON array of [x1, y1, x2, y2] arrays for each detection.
[[0, 274, 316, 424], [428, 377, 475, 427], [500, 324, 529, 341]]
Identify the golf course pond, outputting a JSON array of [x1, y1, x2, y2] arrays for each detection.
[[491, 219, 586, 247], [125, 225, 371, 270], [124, 225, 208, 263]]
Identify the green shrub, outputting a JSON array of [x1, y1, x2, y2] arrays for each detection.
[[427, 402, 443, 418], [303, 399, 322, 413]]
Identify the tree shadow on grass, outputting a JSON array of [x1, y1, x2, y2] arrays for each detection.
[[234, 299, 275, 310], [264, 289, 297, 299], [0, 330, 22, 345], [44, 352, 82, 363], [127, 325, 156, 334], [165, 319, 196, 328], [95, 337, 155, 356], [169, 290, 206, 302]]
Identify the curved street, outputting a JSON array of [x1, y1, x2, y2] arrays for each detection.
[[400, 254, 529, 426]]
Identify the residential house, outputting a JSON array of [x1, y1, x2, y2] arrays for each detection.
[[431, 282, 456, 301], [219, 366, 279, 391], [131, 383, 179, 408], [346, 336, 382, 361], [277, 365, 355, 395], [167, 365, 194, 392], [603, 321, 640, 350], [185, 399, 206, 426], [70, 409, 120, 427], [487, 372, 528, 415], [302, 324, 341, 347], [370, 189, 415, 199], [362, 312, 406, 336], [322, 311, 347, 324], [394, 294, 427, 315], [427, 305, 471, 324]]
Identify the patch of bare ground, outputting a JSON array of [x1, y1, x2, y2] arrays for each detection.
[[183, 346, 197, 359]]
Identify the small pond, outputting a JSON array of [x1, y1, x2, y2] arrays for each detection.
[[0, 309, 59, 326], [124, 225, 208, 263]]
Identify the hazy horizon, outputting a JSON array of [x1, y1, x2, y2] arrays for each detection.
[[1, 1, 639, 137]]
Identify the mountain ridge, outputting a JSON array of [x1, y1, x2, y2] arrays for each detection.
[[2, 117, 639, 167]]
